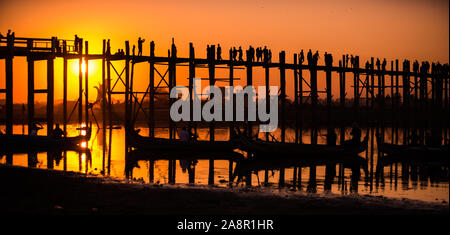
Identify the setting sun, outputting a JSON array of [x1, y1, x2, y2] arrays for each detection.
[[71, 59, 97, 75]]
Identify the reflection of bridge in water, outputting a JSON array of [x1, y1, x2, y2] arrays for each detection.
[[1, 34, 449, 197]]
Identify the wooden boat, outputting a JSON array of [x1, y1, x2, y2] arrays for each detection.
[[234, 134, 369, 159], [0, 129, 91, 153], [127, 149, 244, 162], [126, 129, 237, 152], [376, 135, 448, 165]]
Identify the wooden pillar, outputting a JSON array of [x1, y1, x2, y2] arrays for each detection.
[[310, 55, 318, 145], [325, 53, 333, 124], [246, 48, 253, 137], [370, 57, 375, 109], [298, 58, 303, 143], [107, 40, 112, 130], [279, 168, 285, 187], [27, 55, 34, 134], [188, 43, 195, 133], [63, 41, 68, 135], [47, 55, 54, 136], [78, 39, 83, 126], [168, 40, 177, 140], [353, 56, 360, 120], [168, 160, 174, 184], [264, 53, 270, 141], [84, 41, 89, 128], [394, 60, 399, 142], [294, 54, 299, 143], [149, 160, 154, 183], [5, 35, 13, 135], [149, 41, 155, 137], [209, 45, 215, 142], [190, 163, 196, 184], [208, 45, 215, 186], [208, 159, 214, 185], [125, 41, 130, 129], [102, 40, 106, 131], [229, 48, 234, 137], [339, 59, 345, 180], [279, 51, 286, 143]]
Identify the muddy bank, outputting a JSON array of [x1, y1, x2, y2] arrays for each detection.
[[0, 164, 447, 215]]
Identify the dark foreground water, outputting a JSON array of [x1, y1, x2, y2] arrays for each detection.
[[1, 124, 448, 204]]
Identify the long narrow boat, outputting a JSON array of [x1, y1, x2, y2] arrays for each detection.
[[126, 129, 237, 152], [127, 149, 244, 161], [234, 134, 369, 159], [0, 129, 91, 153], [376, 135, 448, 165]]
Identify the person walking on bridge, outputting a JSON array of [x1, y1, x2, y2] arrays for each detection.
[[138, 37, 145, 56]]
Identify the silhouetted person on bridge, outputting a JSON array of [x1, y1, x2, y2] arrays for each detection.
[[248, 46, 255, 62], [74, 35, 79, 53], [138, 37, 145, 56], [217, 44, 222, 61], [365, 61, 370, 70], [350, 55, 354, 68], [7, 30, 14, 38], [345, 54, 349, 67], [263, 46, 268, 63], [307, 49, 313, 65], [238, 46, 243, 61], [299, 50, 304, 64], [382, 59, 387, 71], [232, 47, 237, 61], [324, 52, 333, 66], [413, 60, 419, 73], [313, 50, 319, 66], [376, 58, 381, 70], [106, 39, 111, 55], [268, 49, 272, 62]]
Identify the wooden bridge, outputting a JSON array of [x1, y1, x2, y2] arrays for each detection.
[[0, 34, 448, 146]]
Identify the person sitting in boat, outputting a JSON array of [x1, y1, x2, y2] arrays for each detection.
[[427, 129, 442, 147], [30, 122, 43, 136], [51, 124, 65, 138], [408, 131, 420, 146], [350, 122, 362, 145], [326, 128, 337, 146], [188, 127, 198, 142], [179, 127, 190, 143]]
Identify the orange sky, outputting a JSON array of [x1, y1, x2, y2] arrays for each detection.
[[1, 0, 449, 103]]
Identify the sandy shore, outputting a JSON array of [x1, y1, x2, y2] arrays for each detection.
[[0, 164, 448, 215]]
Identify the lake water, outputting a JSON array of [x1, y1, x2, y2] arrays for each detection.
[[1, 124, 448, 204]]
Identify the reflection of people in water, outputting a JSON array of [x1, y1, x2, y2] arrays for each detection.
[[179, 159, 198, 173], [179, 127, 190, 143], [426, 129, 442, 147], [408, 130, 420, 146], [326, 128, 337, 146], [188, 127, 198, 141]]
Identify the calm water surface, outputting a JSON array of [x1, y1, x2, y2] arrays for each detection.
[[1, 124, 448, 204]]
